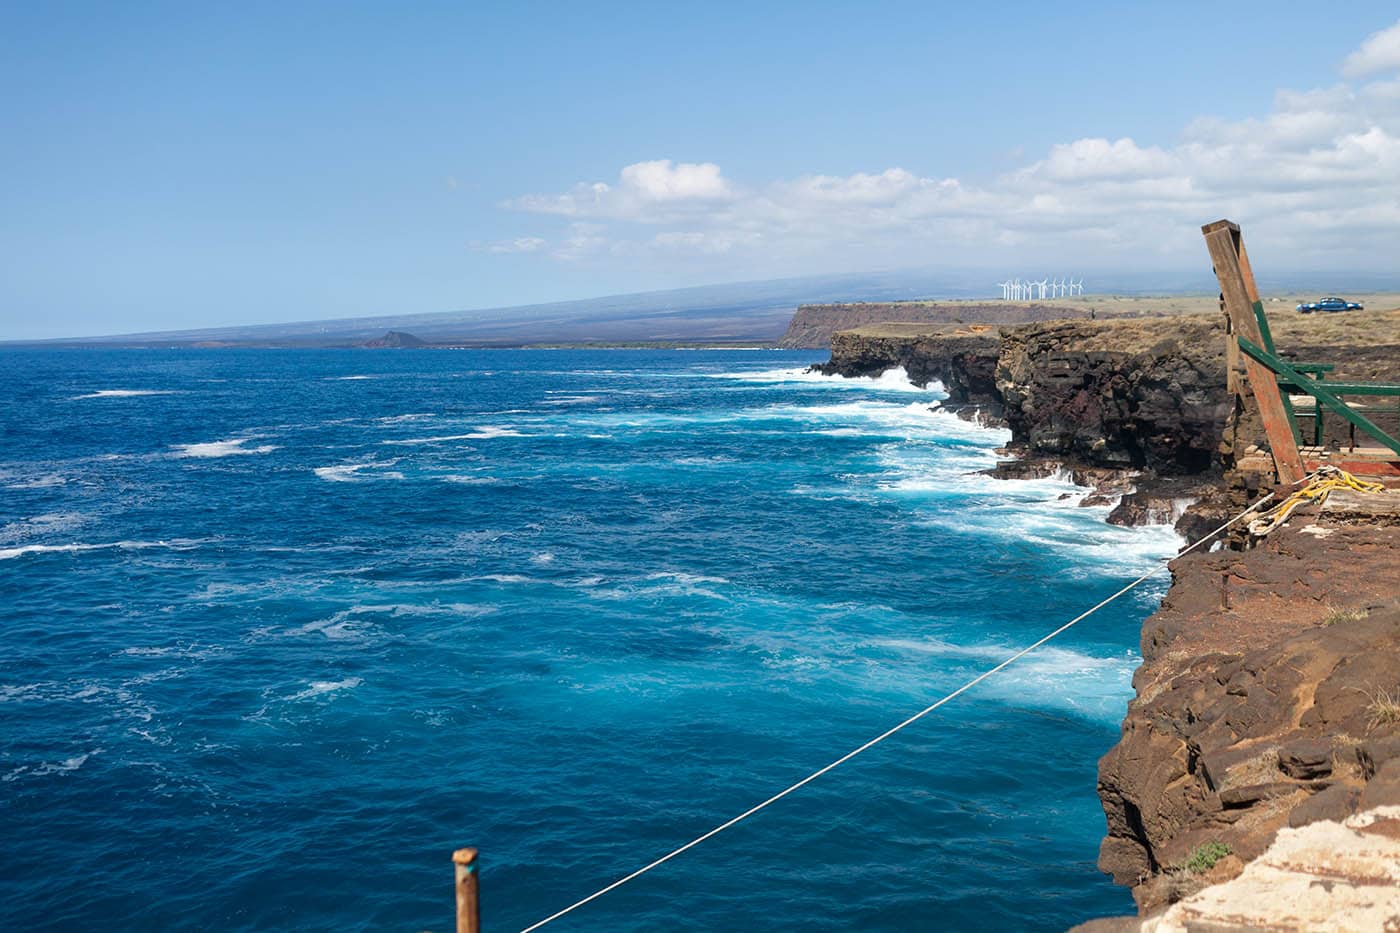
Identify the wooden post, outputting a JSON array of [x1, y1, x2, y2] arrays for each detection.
[[454, 847, 480, 933], [1224, 297, 1240, 396], [1202, 220, 1305, 485]]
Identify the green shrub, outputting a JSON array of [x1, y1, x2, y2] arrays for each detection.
[[1178, 841, 1231, 873]]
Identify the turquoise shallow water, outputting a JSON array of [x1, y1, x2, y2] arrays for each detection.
[[0, 348, 1178, 930]]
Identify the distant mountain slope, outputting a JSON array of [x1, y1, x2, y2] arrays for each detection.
[[360, 331, 427, 348], [4, 271, 1007, 348]]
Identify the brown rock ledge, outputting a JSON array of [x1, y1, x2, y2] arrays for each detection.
[[1094, 518, 1400, 917]]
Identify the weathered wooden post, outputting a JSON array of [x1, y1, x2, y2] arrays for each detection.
[[453, 847, 480, 933], [1202, 219, 1306, 485]]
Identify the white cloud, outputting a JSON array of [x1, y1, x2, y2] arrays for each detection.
[[500, 19, 1400, 273], [1343, 19, 1400, 78], [484, 236, 547, 254], [620, 160, 730, 201], [507, 160, 733, 220], [1032, 138, 1176, 181]]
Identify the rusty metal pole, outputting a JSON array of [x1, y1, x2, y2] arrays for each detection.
[[453, 847, 480, 933]]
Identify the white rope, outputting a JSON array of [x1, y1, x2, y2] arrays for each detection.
[[519, 489, 1278, 932]]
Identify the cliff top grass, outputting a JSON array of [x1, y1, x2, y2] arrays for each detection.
[[838, 322, 1004, 339], [840, 304, 1400, 356], [811, 292, 1400, 320]]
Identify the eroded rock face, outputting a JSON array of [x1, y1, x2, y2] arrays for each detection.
[[815, 329, 1005, 422], [1095, 522, 1400, 914], [820, 317, 1236, 478], [994, 320, 1230, 475]]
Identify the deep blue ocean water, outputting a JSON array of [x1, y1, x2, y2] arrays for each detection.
[[0, 348, 1179, 931]]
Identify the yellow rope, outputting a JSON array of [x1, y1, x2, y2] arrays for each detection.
[[1247, 465, 1388, 536]]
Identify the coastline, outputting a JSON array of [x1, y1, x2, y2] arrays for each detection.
[[811, 313, 1400, 927]]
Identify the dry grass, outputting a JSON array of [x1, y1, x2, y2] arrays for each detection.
[[1160, 866, 1210, 902], [844, 302, 1400, 357], [1367, 687, 1400, 732], [1321, 605, 1371, 627], [1223, 747, 1281, 788]]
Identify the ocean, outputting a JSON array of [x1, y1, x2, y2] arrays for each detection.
[[0, 348, 1179, 931]]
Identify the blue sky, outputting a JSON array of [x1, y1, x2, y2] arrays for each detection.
[[4, 2, 1400, 338]]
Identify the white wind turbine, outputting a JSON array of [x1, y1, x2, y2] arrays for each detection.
[[996, 280, 1011, 300], [1036, 278, 1050, 300]]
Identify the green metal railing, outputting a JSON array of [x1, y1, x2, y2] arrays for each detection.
[[1237, 331, 1400, 456]]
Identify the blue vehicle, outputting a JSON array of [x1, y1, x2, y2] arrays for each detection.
[[1296, 296, 1363, 313]]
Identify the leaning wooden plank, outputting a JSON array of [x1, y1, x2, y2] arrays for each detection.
[[1202, 221, 1305, 483]]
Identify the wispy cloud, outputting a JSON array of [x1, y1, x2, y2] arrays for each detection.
[[484, 236, 547, 254], [1343, 20, 1400, 78], [503, 20, 1400, 272], [507, 159, 734, 221]]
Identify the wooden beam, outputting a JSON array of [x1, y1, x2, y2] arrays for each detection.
[[1238, 336, 1400, 455], [1202, 220, 1305, 484], [1304, 458, 1400, 478]]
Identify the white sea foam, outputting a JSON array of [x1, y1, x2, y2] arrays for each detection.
[[380, 434, 479, 446], [172, 437, 279, 458], [3, 749, 101, 783], [0, 511, 88, 543], [540, 395, 603, 405], [3, 473, 67, 489], [671, 455, 737, 466], [713, 365, 938, 394], [120, 644, 212, 659], [465, 426, 526, 439], [867, 636, 1139, 720], [590, 571, 732, 602], [313, 460, 406, 482], [440, 474, 499, 484], [286, 677, 362, 702], [247, 602, 491, 645], [375, 413, 436, 425], [71, 389, 175, 399], [476, 573, 532, 584], [0, 539, 200, 561], [647, 571, 730, 585], [771, 398, 1007, 445], [331, 375, 374, 381]]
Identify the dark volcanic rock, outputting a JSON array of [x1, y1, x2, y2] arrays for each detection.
[[814, 327, 1006, 423], [994, 319, 1230, 476]]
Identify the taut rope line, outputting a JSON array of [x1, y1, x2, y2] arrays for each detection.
[[520, 488, 1284, 932]]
